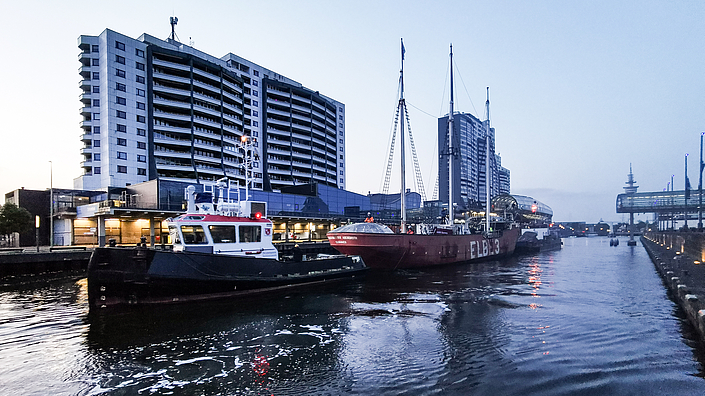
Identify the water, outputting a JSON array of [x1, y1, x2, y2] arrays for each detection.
[[2, 237, 705, 395]]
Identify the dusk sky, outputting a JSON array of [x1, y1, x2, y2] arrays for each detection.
[[1, 0, 703, 223]]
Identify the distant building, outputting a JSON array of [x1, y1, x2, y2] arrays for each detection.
[[437, 112, 509, 210], [75, 27, 346, 193]]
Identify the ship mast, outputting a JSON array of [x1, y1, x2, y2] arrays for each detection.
[[485, 87, 491, 233], [448, 44, 455, 227], [400, 39, 407, 233]]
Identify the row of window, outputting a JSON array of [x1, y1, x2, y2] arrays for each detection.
[[113, 125, 146, 136], [175, 225, 262, 245], [114, 96, 145, 109], [93, 166, 146, 175], [113, 41, 145, 58], [93, 139, 146, 149], [115, 110, 146, 123]]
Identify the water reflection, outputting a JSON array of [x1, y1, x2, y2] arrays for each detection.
[[2, 238, 705, 395]]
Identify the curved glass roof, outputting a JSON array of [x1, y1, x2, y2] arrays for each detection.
[[492, 194, 553, 223], [328, 222, 394, 234]]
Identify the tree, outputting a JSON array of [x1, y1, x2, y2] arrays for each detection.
[[0, 203, 33, 244]]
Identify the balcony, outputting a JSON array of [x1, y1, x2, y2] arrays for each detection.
[[152, 58, 191, 73], [81, 133, 92, 142], [79, 120, 92, 129], [153, 96, 191, 110], [78, 65, 91, 78], [153, 71, 191, 85], [79, 79, 91, 89]]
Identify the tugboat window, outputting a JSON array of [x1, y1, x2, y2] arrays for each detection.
[[209, 225, 236, 243], [181, 225, 208, 244], [239, 226, 261, 243]]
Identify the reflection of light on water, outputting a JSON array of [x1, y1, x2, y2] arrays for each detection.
[[528, 257, 549, 355]]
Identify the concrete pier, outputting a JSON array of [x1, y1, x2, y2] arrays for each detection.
[[0, 247, 93, 280], [642, 235, 705, 344]]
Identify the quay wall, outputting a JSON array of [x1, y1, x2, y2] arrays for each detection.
[[642, 233, 705, 344]]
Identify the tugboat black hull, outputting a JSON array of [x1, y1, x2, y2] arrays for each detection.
[[87, 247, 366, 308]]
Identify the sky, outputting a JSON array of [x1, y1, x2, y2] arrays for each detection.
[[0, 0, 703, 223]]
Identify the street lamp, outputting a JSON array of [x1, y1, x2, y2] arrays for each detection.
[[698, 132, 705, 231], [49, 160, 53, 247], [686, 154, 689, 229]]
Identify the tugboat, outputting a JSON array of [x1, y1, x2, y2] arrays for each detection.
[[87, 180, 367, 309], [328, 43, 518, 269]]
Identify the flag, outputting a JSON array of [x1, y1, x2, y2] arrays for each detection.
[[401, 40, 405, 60]]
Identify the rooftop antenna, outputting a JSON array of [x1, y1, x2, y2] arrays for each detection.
[[169, 16, 179, 42]]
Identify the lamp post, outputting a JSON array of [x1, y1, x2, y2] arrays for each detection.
[[685, 154, 689, 229], [698, 132, 705, 231], [672, 175, 675, 229], [49, 161, 53, 247]]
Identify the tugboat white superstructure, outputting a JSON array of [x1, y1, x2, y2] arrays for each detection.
[[87, 179, 367, 309]]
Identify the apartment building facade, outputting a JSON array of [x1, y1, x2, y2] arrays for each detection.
[[76, 29, 345, 193], [437, 112, 510, 211]]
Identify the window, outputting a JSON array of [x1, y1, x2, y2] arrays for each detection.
[[253, 90, 258, 97], [338, 107, 343, 112], [92, 99, 100, 106], [92, 58, 99, 66], [115, 41, 125, 51], [339, 139, 343, 144], [340, 178, 344, 183], [253, 80, 258, 86], [253, 161, 259, 168], [93, 112, 100, 120], [253, 70, 259, 77], [253, 110, 258, 117], [93, 140, 100, 147], [339, 147, 344, 152], [253, 131, 258, 137], [115, 54, 125, 64], [117, 151, 127, 160], [116, 124, 127, 132], [137, 154, 146, 162], [135, 48, 145, 58], [136, 115, 145, 123], [93, 126, 100, 134], [92, 72, 99, 80], [339, 115, 343, 120], [116, 110, 126, 119], [94, 153, 101, 161], [340, 155, 343, 159], [137, 141, 146, 149], [339, 123, 343, 128], [116, 69, 125, 78], [239, 226, 261, 243], [136, 102, 145, 110], [117, 165, 127, 173], [135, 62, 145, 71], [253, 100, 258, 106], [209, 225, 236, 243], [340, 162, 344, 168], [253, 121, 258, 127], [137, 168, 146, 176], [116, 82, 126, 92], [137, 128, 146, 136], [136, 75, 145, 84], [116, 96, 126, 105], [91, 45, 99, 53], [92, 86, 99, 93], [117, 138, 127, 146], [136, 88, 145, 97], [94, 167, 101, 174], [181, 225, 208, 244]]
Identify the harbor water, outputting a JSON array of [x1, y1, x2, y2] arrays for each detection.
[[2, 237, 705, 395]]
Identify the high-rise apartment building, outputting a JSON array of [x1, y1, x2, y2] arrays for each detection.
[[437, 112, 509, 210], [76, 28, 345, 192]]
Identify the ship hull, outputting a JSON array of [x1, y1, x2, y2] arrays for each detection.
[[328, 227, 519, 269], [87, 247, 367, 308]]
